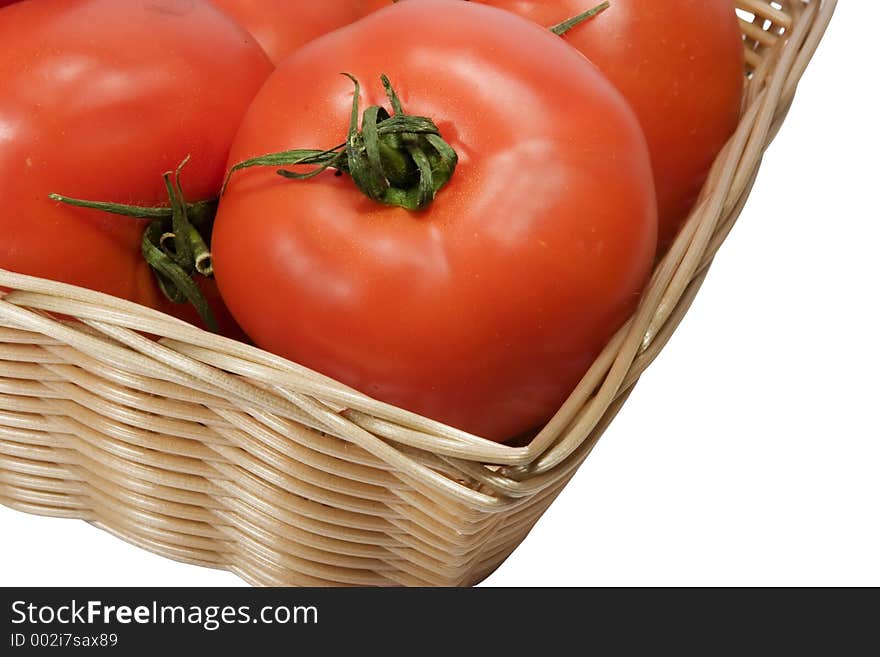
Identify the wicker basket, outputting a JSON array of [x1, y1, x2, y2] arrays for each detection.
[[0, 0, 836, 587]]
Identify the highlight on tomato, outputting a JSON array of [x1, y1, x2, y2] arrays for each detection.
[[0, 0, 273, 333], [212, 0, 658, 442], [477, 0, 745, 250]]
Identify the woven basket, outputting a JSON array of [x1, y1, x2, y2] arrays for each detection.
[[0, 0, 836, 587]]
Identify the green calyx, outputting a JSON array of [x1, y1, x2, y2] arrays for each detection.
[[549, 1, 611, 36], [223, 73, 458, 212], [48, 157, 219, 332]]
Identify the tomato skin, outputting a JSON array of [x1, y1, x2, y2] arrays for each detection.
[[363, 0, 392, 12], [0, 0, 272, 332], [213, 0, 657, 441], [209, 0, 381, 65], [479, 0, 744, 250]]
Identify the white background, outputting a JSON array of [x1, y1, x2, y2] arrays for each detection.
[[1, 1, 877, 587]]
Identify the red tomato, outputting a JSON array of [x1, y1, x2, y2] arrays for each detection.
[[209, 0, 381, 64], [0, 0, 272, 332], [363, 0, 392, 11], [478, 0, 744, 250], [213, 0, 657, 442]]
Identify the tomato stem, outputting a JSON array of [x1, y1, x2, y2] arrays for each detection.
[[46, 194, 217, 228], [48, 158, 219, 331], [550, 1, 610, 36], [222, 74, 458, 212]]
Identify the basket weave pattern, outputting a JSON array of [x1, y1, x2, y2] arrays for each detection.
[[0, 1, 836, 586]]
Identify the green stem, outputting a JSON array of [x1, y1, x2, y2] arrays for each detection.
[[550, 1, 611, 36], [223, 73, 458, 212], [142, 222, 218, 332], [49, 159, 218, 331], [46, 194, 217, 229]]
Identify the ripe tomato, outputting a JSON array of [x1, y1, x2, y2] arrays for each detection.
[[213, 0, 657, 442], [209, 0, 382, 64], [363, 0, 392, 11], [0, 0, 272, 332], [478, 0, 744, 250]]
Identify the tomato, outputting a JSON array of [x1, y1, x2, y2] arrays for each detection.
[[213, 0, 657, 442], [363, 0, 392, 11], [209, 0, 382, 65], [477, 0, 744, 250], [0, 0, 272, 332]]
